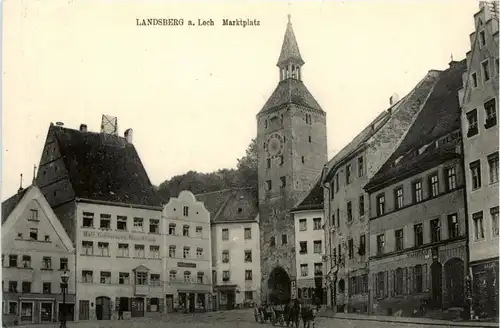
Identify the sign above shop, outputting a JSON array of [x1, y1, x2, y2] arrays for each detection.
[[178, 262, 197, 268], [82, 230, 157, 242]]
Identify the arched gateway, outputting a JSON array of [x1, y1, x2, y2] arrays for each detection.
[[267, 267, 292, 304]]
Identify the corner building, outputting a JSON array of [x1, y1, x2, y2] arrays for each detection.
[[35, 121, 165, 321], [365, 61, 468, 316], [457, 1, 499, 319], [257, 16, 327, 302]]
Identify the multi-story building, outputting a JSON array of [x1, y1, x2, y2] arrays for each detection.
[[290, 179, 326, 305], [365, 60, 468, 316], [457, 1, 499, 319], [321, 70, 442, 313], [257, 15, 328, 303], [2, 185, 76, 325], [196, 188, 260, 310], [163, 190, 212, 313], [35, 119, 165, 321]]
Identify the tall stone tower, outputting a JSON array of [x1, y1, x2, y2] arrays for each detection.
[[257, 15, 328, 302]]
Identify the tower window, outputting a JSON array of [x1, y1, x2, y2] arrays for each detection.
[[267, 158, 271, 169], [280, 156, 284, 166], [280, 177, 286, 188], [308, 136, 312, 143], [266, 180, 272, 191], [301, 156, 305, 164]]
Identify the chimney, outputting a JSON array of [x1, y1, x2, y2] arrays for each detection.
[[449, 60, 459, 68], [124, 128, 133, 143], [80, 124, 88, 133], [389, 93, 400, 106]]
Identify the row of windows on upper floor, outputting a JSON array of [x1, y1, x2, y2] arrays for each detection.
[[472, 206, 499, 241], [468, 152, 499, 190], [220, 227, 253, 241], [80, 210, 207, 237], [374, 213, 462, 255], [298, 240, 323, 255], [330, 234, 367, 265], [219, 249, 254, 263], [299, 262, 323, 277], [373, 165, 461, 218], [331, 156, 365, 197], [3, 280, 62, 294], [3, 254, 69, 271], [215, 269, 255, 283], [298, 217, 323, 231], [466, 97, 497, 137]]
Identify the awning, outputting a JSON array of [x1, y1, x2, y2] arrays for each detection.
[[214, 284, 237, 292]]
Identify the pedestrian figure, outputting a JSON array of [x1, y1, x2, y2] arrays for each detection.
[[301, 304, 315, 328]]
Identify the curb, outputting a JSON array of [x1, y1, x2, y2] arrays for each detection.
[[319, 314, 499, 328]]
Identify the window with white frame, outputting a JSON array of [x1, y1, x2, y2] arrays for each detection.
[[134, 245, 145, 258], [491, 207, 499, 237], [97, 242, 109, 256], [488, 152, 499, 184], [473, 211, 485, 240], [100, 214, 111, 229], [149, 245, 160, 259], [169, 246, 176, 258], [300, 264, 308, 277], [133, 217, 144, 232], [118, 244, 129, 257]]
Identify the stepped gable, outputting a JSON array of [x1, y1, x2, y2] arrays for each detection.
[[365, 60, 467, 191], [48, 124, 163, 207]]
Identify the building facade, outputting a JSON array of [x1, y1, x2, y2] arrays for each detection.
[[2, 185, 76, 325], [291, 180, 326, 305], [257, 15, 328, 303], [321, 70, 442, 313], [34, 119, 165, 321], [163, 190, 212, 313], [457, 1, 499, 319], [365, 61, 468, 316], [75, 201, 164, 320], [196, 188, 260, 310]]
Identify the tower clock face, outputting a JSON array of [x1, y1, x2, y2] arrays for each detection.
[[265, 133, 284, 158]]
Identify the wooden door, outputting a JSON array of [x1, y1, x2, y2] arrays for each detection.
[[165, 295, 174, 313], [79, 301, 89, 320]]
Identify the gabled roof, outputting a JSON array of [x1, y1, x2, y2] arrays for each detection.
[[323, 104, 396, 182], [277, 15, 304, 66], [259, 79, 323, 115], [42, 124, 163, 207], [2, 188, 28, 224], [195, 188, 258, 224], [365, 60, 467, 192], [291, 176, 324, 212], [1, 185, 74, 252]]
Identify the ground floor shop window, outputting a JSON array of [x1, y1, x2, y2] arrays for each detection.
[[119, 297, 130, 311], [20, 302, 33, 323], [40, 302, 53, 322], [149, 298, 159, 312], [8, 302, 17, 315]]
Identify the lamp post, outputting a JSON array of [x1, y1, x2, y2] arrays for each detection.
[[60, 271, 69, 328]]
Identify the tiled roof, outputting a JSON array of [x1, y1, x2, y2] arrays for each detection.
[[259, 78, 323, 115], [291, 177, 324, 212], [277, 17, 304, 66], [2, 188, 28, 224], [48, 124, 163, 207], [195, 188, 258, 223], [365, 60, 467, 192], [323, 107, 395, 182]]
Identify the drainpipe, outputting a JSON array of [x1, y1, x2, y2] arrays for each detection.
[[459, 134, 473, 319]]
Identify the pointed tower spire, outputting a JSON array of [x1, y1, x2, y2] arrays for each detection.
[[277, 15, 304, 81]]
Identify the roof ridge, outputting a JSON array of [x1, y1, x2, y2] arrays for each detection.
[[194, 187, 254, 197]]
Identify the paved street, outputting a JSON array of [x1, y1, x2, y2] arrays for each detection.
[[14, 309, 496, 328]]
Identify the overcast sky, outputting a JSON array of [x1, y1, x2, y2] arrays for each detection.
[[2, 0, 479, 200]]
